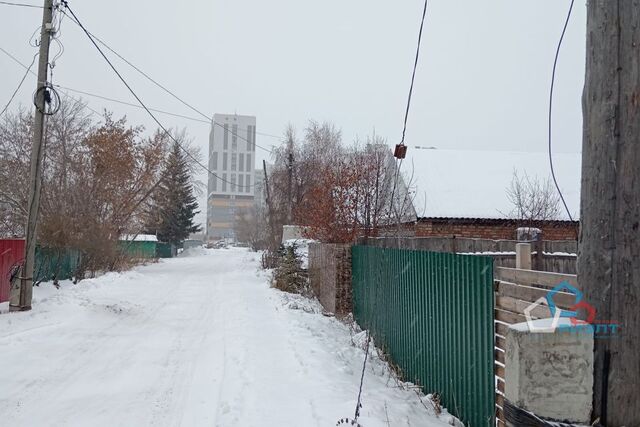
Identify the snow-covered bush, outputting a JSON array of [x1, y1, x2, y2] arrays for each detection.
[[271, 243, 309, 295]]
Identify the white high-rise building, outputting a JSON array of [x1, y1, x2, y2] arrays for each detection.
[[207, 114, 257, 241]]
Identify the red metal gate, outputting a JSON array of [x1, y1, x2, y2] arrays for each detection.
[[0, 239, 25, 303]]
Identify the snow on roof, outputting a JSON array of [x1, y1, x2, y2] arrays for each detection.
[[120, 234, 158, 242], [405, 149, 581, 220]]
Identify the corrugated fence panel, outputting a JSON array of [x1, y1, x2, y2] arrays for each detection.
[[35, 247, 81, 282], [156, 242, 175, 259], [352, 245, 494, 427], [0, 239, 26, 303], [1, 242, 81, 297]]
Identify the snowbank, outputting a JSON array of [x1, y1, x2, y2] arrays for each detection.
[[275, 291, 463, 427], [283, 238, 316, 269]]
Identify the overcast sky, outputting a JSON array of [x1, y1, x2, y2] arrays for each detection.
[[1, 0, 587, 225]]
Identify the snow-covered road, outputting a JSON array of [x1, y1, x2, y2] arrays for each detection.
[[0, 248, 454, 427]]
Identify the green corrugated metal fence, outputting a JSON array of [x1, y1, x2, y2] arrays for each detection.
[[156, 242, 175, 258], [351, 245, 494, 426], [35, 246, 80, 282], [119, 241, 157, 259]]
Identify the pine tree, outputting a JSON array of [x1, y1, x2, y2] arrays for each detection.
[[146, 141, 201, 246]]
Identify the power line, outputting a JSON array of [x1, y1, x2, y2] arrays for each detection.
[[50, 84, 282, 143], [253, 130, 285, 140], [0, 52, 38, 116], [61, 9, 278, 152], [388, 0, 429, 223], [62, 2, 257, 190], [53, 83, 278, 152], [400, 0, 428, 147], [548, 0, 575, 222], [0, 45, 104, 118], [349, 0, 431, 423], [63, 10, 210, 121], [0, 45, 281, 149], [0, 0, 42, 8], [53, 84, 211, 123]]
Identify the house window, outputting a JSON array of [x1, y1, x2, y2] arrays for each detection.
[[238, 174, 244, 190], [246, 154, 252, 172], [232, 124, 238, 150], [223, 124, 229, 150], [231, 153, 237, 171], [212, 175, 217, 192], [239, 153, 245, 172], [231, 174, 236, 192], [223, 153, 228, 170], [222, 174, 227, 192], [246, 175, 251, 192]]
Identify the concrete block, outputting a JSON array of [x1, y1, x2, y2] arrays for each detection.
[[515, 243, 532, 270], [505, 320, 593, 423], [281, 225, 304, 242]]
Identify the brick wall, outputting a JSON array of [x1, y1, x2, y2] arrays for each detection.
[[308, 243, 352, 317], [415, 219, 579, 241]]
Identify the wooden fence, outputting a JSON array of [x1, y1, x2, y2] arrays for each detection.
[[359, 237, 577, 274], [493, 267, 578, 425]]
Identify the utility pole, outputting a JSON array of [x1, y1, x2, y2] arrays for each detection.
[[9, 0, 54, 312], [286, 131, 293, 224], [579, 1, 640, 425], [282, 124, 295, 225], [263, 159, 276, 246]]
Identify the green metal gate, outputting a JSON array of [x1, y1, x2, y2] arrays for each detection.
[[351, 245, 494, 426]]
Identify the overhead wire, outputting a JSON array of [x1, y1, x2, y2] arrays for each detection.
[[548, 0, 575, 222], [400, 0, 429, 147], [350, 1, 430, 425], [50, 4, 66, 70], [60, 8, 277, 152], [0, 45, 104, 118], [3, 16, 282, 147], [0, 0, 42, 8], [28, 25, 42, 47], [52, 84, 213, 123], [0, 51, 38, 116], [62, 2, 257, 190], [0, 44, 282, 143], [388, 0, 429, 224]]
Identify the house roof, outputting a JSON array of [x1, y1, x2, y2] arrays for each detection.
[[417, 216, 579, 227], [120, 234, 158, 242], [405, 148, 581, 220]]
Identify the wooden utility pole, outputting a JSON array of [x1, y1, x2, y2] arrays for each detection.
[[285, 126, 294, 224], [580, 1, 640, 424], [263, 159, 276, 244], [9, 0, 54, 312]]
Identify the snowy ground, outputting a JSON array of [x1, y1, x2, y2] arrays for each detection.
[[0, 248, 456, 427]]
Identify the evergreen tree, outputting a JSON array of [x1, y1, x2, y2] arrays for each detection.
[[146, 141, 201, 246]]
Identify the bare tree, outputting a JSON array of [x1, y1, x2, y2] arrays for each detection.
[[353, 137, 417, 237], [0, 102, 168, 278], [234, 205, 268, 250], [260, 122, 418, 244], [0, 107, 33, 237], [504, 170, 562, 222]]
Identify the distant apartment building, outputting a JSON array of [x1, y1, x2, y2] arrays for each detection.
[[207, 114, 257, 241]]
